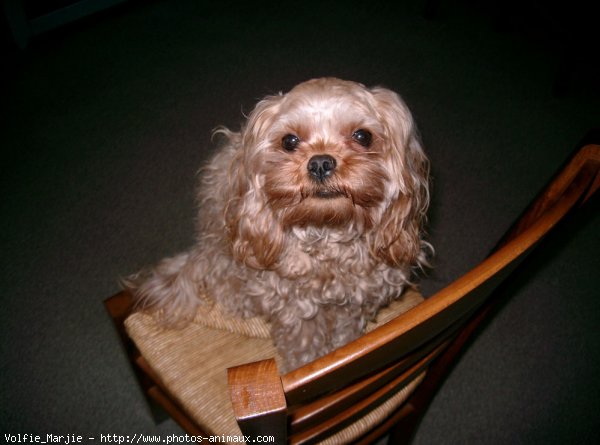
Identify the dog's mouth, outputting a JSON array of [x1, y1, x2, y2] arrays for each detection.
[[314, 189, 346, 199]]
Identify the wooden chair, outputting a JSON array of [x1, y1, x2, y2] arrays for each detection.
[[105, 140, 599, 444]]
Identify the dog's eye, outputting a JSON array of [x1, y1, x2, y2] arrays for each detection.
[[282, 134, 301, 151], [352, 129, 372, 148]]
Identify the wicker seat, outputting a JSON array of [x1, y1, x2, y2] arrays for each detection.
[[108, 289, 424, 442]]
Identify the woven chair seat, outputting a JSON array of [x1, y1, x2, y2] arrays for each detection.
[[125, 288, 425, 443]]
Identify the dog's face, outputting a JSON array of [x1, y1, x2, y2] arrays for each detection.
[[256, 79, 394, 230], [228, 78, 429, 270]]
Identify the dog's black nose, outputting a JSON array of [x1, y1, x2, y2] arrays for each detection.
[[307, 155, 336, 181]]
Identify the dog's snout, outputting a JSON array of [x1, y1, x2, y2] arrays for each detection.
[[307, 155, 336, 181]]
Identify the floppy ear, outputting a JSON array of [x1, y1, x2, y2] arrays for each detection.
[[368, 87, 430, 268], [224, 94, 287, 270]]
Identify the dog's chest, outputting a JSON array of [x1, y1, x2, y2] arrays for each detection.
[[280, 230, 375, 280]]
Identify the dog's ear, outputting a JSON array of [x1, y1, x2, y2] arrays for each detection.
[[224, 94, 286, 270], [368, 87, 430, 268], [369, 194, 424, 268], [225, 190, 285, 269]]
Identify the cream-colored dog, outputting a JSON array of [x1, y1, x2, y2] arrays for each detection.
[[126, 78, 431, 371]]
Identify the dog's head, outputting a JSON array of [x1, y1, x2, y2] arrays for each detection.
[[225, 78, 429, 270]]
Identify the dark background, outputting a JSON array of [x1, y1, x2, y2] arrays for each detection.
[[1, 0, 598, 443]]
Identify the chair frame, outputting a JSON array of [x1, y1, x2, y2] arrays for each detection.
[[105, 141, 599, 444]]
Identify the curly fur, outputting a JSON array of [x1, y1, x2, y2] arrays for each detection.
[[124, 78, 431, 371]]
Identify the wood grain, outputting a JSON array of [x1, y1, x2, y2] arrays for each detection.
[[228, 359, 287, 444]]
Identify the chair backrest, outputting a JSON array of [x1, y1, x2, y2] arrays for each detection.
[[227, 143, 600, 444]]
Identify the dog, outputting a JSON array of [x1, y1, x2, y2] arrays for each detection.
[[125, 78, 431, 371]]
